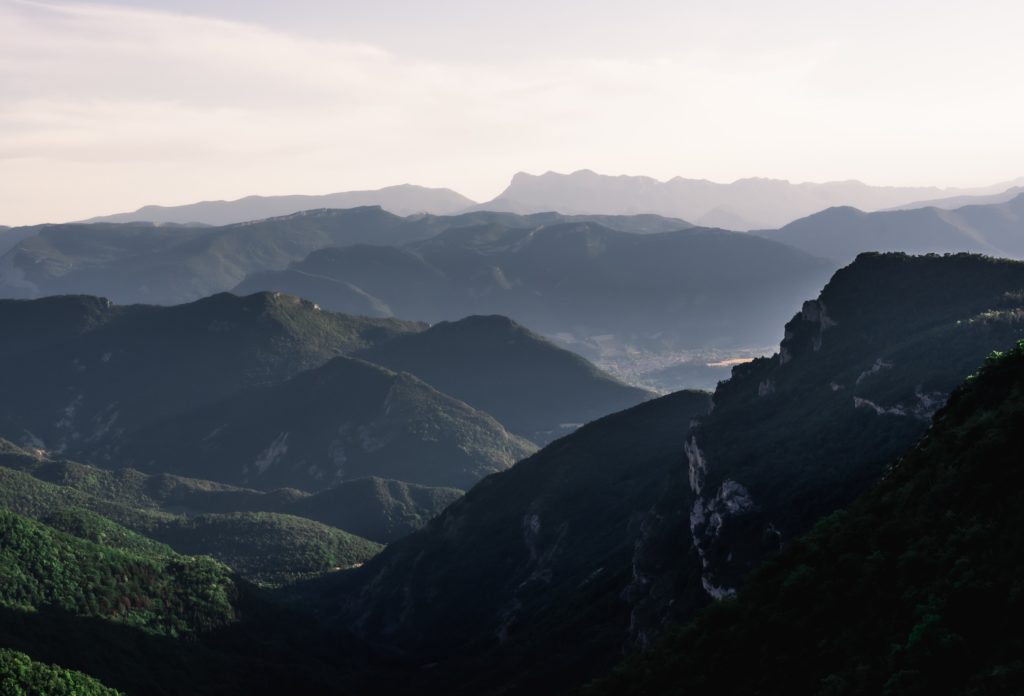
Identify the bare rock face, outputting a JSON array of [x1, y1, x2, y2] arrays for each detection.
[[623, 252, 1024, 646]]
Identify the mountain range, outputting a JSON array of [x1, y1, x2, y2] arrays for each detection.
[[0, 207, 441, 305], [885, 184, 1024, 212], [758, 193, 1024, 263], [0, 291, 647, 491], [6, 190, 1023, 369], [233, 219, 834, 351], [471, 170, 1024, 228], [4, 161, 1024, 696], [80, 184, 476, 225], [72, 170, 1024, 230], [0, 208, 835, 354], [0, 208, 697, 307], [3, 251, 1024, 693], [296, 251, 1024, 693]]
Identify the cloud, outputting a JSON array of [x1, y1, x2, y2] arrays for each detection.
[[0, 2, 812, 160]]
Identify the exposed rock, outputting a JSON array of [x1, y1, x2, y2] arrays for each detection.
[[685, 436, 707, 495], [856, 358, 894, 384]]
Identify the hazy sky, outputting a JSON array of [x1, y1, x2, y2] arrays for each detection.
[[2, 0, 1023, 225]]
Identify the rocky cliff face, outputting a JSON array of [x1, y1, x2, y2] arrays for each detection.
[[589, 340, 1024, 696], [627, 253, 1024, 630]]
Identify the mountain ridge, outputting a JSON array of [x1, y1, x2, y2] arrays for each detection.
[[0, 291, 425, 460], [588, 338, 1024, 695], [472, 169, 1024, 229], [756, 193, 1024, 263], [44, 170, 1024, 232], [353, 314, 653, 443], [103, 354, 536, 491], [80, 184, 477, 225], [235, 221, 835, 351], [0, 291, 652, 491]]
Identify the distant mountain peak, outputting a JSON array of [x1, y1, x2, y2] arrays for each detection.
[[475, 170, 1024, 230], [798, 204, 870, 220], [194, 289, 307, 311], [79, 185, 477, 226], [759, 194, 1024, 262], [435, 313, 519, 330]]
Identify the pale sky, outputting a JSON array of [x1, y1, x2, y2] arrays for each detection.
[[2, 0, 1023, 226]]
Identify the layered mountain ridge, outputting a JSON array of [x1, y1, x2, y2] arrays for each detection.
[[3, 175, 1024, 696], [69, 170, 1024, 231], [8, 192, 1022, 362], [0, 291, 647, 493], [758, 192, 1024, 263], [235, 221, 834, 351], [302, 252, 1024, 694], [80, 184, 477, 225], [473, 169, 1024, 229]]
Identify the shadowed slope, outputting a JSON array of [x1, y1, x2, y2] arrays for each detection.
[[589, 340, 1024, 695]]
